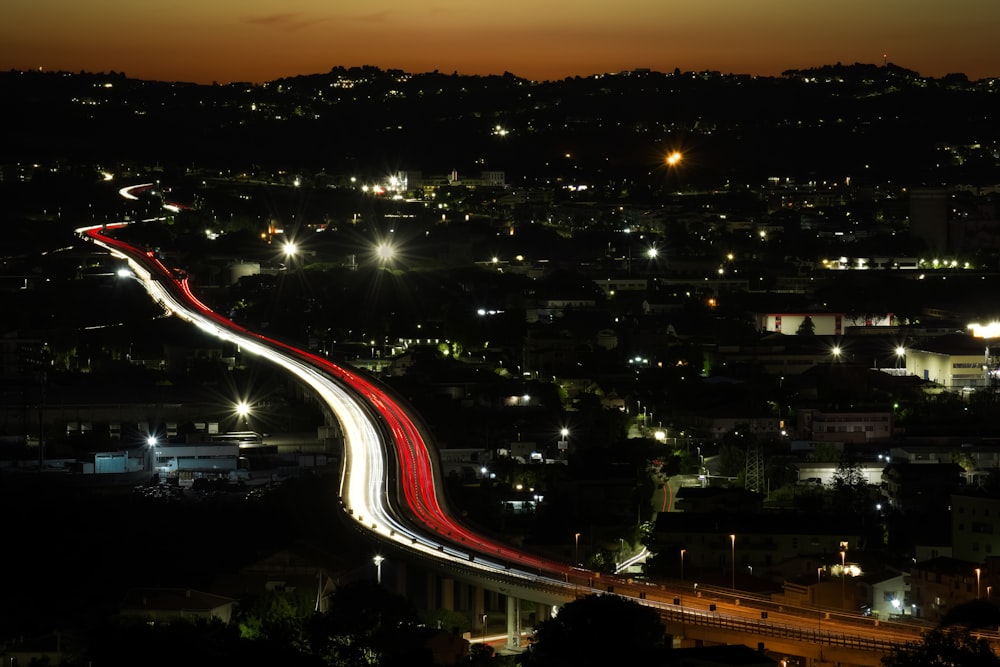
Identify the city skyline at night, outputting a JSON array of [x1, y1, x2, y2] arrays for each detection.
[[4, 3, 1000, 662], [3, 0, 1000, 84]]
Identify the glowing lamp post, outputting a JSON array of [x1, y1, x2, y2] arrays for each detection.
[[236, 401, 250, 426], [976, 567, 982, 599], [374, 555, 384, 585], [574, 532, 581, 565], [680, 549, 686, 583], [730, 534, 736, 590], [146, 435, 158, 473], [840, 550, 847, 605], [376, 242, 395, 264]]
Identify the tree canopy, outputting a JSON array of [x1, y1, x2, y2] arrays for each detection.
[[524, 594, 667, 667], [880, 627, 1000, 667]]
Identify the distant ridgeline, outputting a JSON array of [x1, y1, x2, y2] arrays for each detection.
[[1, 63, 997, 185]]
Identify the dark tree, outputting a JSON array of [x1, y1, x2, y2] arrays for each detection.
[[796, 316, 815, 336], [305, 579, 427, 666], [881, 627, 1000, 667], [939, 600, 1000, 631], [830, 452, 878, 514], [524, 594, 667, 667]]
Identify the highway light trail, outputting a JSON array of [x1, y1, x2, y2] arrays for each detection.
[[78, 221, 575, 586]]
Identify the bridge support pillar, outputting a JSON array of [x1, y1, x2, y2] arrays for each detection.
[[455, 581, 468, 612], [534, 601, 551, 624], [425, 571, 438, 609], [390, 559, 406, 597], [472, 586, 485, 623], [506, 595, 522, 649], [440, 578, 455, 611]]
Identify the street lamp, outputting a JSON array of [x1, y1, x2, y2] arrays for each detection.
[[976, 568, 982, 599], [680, 549, 686, 583], [831, 345, 842, 360], [146, 436, 158, 474], [840, 550, 847, 606], [817, 566, 823, 584], [729, 534, 736, 590], [482, 613, 488, 644], [373, 555, 384, 585], [235, 400, 251, 427], [665, 150, 683, 167], [375, 241, 395, 264], [895, 346, 906, 369], [574, 532, 581, 565]]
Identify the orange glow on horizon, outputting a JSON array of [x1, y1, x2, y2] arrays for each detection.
[[2, 2, 998, 84]]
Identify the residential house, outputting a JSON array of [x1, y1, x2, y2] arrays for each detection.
[[210, 540, 354, 612], [119, 588, 236, 624], [881, 461, 963, 514], [908, 556, 983, 622]]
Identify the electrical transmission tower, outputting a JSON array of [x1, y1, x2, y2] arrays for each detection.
[[744, 443, 764, 494]]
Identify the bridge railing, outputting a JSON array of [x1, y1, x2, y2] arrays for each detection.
[[662, 606, 902, 652]]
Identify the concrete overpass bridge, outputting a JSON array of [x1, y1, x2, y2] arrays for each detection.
[[363, 533, 927, 666]]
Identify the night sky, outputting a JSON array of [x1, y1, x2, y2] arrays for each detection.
[[3, 0, 999, 84]]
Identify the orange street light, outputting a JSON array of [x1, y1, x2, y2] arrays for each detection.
[[729, 534, 736, 590]]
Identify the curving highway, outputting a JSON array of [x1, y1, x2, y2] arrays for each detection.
[[78, 203, 974, 661], [77, 218, 577, 589]]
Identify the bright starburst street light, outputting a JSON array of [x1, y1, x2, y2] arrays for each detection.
[[376, 242, 395, 262], [283, 241, 297, 256], [236, 401, 251, 418], [665, 150, 683, 167]]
